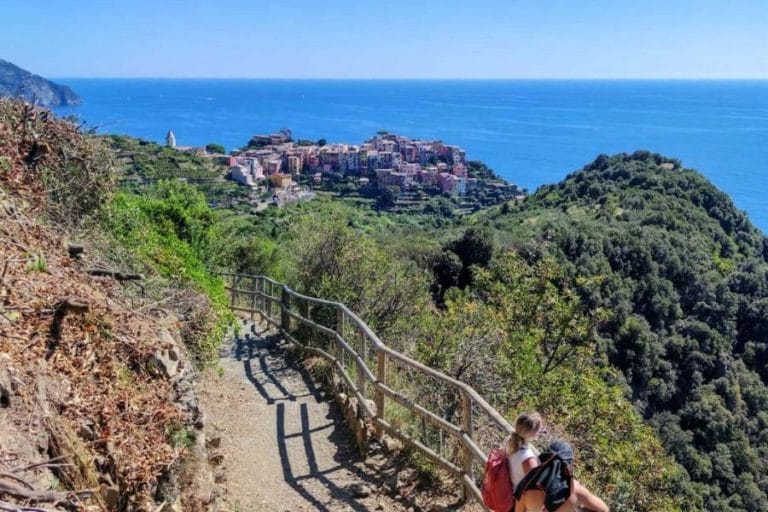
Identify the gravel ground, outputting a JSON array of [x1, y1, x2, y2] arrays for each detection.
[[199, 320, 419, 512]]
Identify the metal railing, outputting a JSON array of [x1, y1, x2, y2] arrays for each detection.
[[220, 273, 514, 509]]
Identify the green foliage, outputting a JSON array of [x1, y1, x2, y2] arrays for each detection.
[[205, 143, 225, 154], [444, 226, 496, 289], [103, 179, 232, 364], [24, 250, 47, 273], [482, 151, 768, 510], [375, 185, 398, 210], [466, 160, 503, 181], [166, 422, 196, 450], [413, 250, 688, 510], [291, 216, 429, 336], [106, 135, 225, 182]]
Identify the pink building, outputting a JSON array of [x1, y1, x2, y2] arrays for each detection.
[[452, 163, 467, 178]]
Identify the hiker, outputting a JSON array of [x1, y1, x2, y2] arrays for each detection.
[[506, 412, 545, 488], [514, 440, 609, 512]]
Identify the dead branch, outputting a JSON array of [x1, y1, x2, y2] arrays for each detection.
[[0, 480, 93, 509], [0, 333, 27, 342], [0, 500, 50, 512], [85, 268, 142, 282], [0, 479, 67, 503], [9, 457, 71, 474], [0, 473, 33, 490], [46, 297, 89, 358], [133, 295, 175, 313]]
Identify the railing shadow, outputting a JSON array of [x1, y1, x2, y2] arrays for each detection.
[[276, 400, 402, 512], [231, 322, 323, 405], [228, 321, 393, 511]]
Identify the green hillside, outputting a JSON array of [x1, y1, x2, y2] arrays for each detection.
[[482, 151, 768, 510]]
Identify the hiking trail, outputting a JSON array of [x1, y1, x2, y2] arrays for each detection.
[[199, 319, 453, 512]]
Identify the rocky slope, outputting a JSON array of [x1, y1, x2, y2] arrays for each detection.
[[0, 98, 218, 511], [0, 58, 81, 106]]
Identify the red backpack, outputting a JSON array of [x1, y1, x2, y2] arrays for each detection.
[[482, 448, 515, 512]]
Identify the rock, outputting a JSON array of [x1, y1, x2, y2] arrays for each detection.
[[208, 452, 225, 466], [100, 484, 120, 509], [0, 361, 12, 407], [159, 328, 177, 347], [77, 420, 96, 440], [385, 474, 400, 494], [382, 435, 403, 453], [152, 346, 181, 378], [347, 483, 371, 498], [206, 436, 222, 449]]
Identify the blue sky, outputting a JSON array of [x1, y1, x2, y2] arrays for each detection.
[[2, 0, 767, 78]]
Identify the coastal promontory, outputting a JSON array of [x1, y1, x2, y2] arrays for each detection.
[[0, 58, 80, 106]]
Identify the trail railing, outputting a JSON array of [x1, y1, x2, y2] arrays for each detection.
[[220, 273, 514, 509]]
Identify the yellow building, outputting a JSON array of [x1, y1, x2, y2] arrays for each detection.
[[269, 173, 293, 188]]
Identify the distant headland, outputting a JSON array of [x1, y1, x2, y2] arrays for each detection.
[[0, 58, 81, 106]]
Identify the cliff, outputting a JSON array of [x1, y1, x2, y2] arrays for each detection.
[[0, 58, 81, 106]]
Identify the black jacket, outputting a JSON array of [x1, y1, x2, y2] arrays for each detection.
[[513, 452, 574, 512]]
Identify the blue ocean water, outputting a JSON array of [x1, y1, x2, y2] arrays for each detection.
[[54, 79, 768, 233]]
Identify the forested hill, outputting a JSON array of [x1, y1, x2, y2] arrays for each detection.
[[485, 151, 768, 510]]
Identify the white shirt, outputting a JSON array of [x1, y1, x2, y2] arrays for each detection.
[[508, 444, 537, 489]]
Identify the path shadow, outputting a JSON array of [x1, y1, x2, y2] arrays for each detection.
[[228, 321, 395, 511], [230, 322, 323, 405], [277, 402, 393, 512]]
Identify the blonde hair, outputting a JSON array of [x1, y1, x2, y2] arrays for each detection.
[[506, 412, 542, 454]]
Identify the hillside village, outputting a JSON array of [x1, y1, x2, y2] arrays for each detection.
[[165, 128, 524, 212]]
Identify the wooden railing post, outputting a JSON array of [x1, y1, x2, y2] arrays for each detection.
[[229, 274, 237, 308], [374, 350, 386, 440], [249, 276, 257, 321], [258, 277, 265, 319], [281, 286, 290, 332], [299, 298, 310, 344], [357, 329, 367, 398], [268, 281, 275, 320], [335, 306, 345, 363], [461, 391, 474, 502]]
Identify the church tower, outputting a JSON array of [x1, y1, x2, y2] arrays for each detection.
[[166, 130, 176, 148]]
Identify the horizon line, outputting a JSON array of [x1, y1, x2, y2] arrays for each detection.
[[52, 76, 768, 81]]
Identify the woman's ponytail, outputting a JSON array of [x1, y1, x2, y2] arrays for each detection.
[[506, 412, 543, 453]]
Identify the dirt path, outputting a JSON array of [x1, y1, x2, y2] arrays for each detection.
[[199, 319, 416, 512]]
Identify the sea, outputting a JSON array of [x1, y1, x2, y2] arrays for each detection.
[[53, 79, 768, 234]]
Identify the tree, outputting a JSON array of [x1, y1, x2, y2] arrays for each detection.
[[205, 143, 225, 154], [431, 251, 462, 305], [292, 219, 427, 335], [375, 186, 398, 210], [446, 227, 495, 288]]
